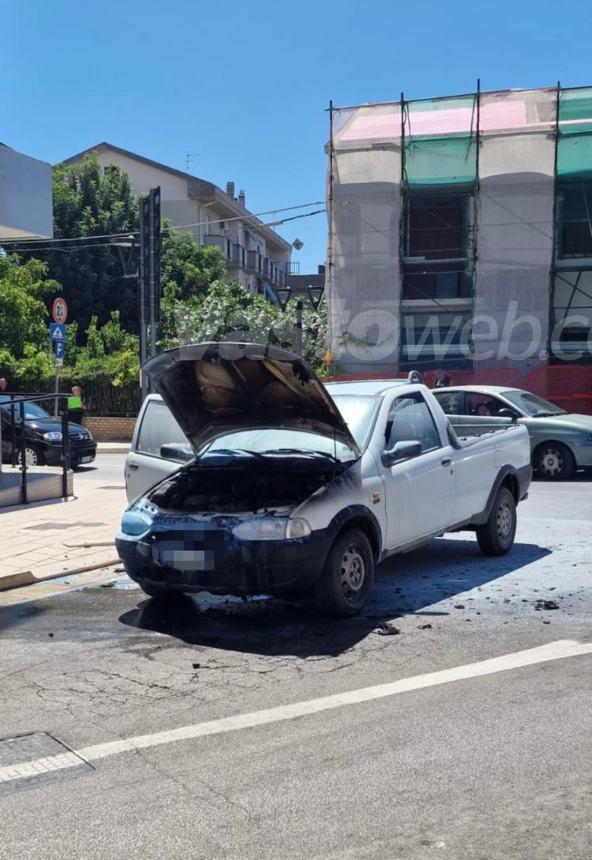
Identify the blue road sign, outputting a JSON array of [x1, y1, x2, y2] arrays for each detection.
[[49, 323, 66, 341], [54, 338, 65, 358]]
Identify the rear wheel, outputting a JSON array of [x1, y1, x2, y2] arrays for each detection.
[[535, 442, 575, 480], [315, 528, 374, 617], [17, 445, 44, 467], [476, 486, 516, 556]]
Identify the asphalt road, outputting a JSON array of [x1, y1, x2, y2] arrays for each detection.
[[75, 453, 127, 486], [1, 474, 591, 859]]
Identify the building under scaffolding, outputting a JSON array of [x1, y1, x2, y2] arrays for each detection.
[[327, 85, 592, 373]]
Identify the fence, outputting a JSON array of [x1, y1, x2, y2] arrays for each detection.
[[329, 364, 592, 415], [7, 379, 141, 417]]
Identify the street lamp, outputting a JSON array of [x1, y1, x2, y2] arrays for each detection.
[[274, 284, 325, 357]]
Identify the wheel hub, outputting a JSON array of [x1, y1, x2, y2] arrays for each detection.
[[542, 449, 562, 475], [341, 546, 365, 596], [19, 448, 38, 466], [496, 502, 513, 539]]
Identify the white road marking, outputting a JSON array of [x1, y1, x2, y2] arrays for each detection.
[[2, 639, 591, 784]]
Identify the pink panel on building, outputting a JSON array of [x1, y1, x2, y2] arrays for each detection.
[[337, 96, 552, 144], [338, 109, 402, 142]]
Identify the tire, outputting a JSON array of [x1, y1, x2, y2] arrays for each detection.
[[314, 528, 375, 618], [476, 486, 517, 556], [17, 445, 44, 467], [535, 441, 575, 480]]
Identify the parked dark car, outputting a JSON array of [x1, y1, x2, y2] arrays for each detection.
[[0, 396, 97, 468]]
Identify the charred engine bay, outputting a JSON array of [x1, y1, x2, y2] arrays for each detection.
[[149, 453, 348, 514]]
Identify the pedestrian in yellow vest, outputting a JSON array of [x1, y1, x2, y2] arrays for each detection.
[[68, 385, 84, 426]]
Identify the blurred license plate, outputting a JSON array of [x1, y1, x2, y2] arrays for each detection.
[[80, 455, 93, 463], [156, 548, 215, 571]]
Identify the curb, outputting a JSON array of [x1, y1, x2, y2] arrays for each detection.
[[0, 558, 121, 592], [97, 445, 130, 454]]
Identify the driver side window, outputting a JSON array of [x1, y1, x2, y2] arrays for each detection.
[[464, 392, 506, 417], [385, 393, 441, 454]]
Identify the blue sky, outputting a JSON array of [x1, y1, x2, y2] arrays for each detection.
[[3, 0, 592, 271]]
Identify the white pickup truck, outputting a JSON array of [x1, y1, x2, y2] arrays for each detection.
[[117, 343, 532, 617]]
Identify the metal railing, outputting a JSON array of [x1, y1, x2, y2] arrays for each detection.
[[2, 393, 70, 504]]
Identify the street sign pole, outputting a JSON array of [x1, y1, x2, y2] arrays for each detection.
[[49, 302, 68, 416], [54, 358, 62, 416]]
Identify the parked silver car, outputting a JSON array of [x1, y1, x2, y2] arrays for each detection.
[[125, 393, 190, 502], [433, 385, 592, 479]]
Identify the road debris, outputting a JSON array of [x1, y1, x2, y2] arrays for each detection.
[[535, 599, 560, 611], [375, 622, 400, 636]]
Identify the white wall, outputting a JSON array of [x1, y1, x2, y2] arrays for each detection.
[[0, 145, 53, 238]]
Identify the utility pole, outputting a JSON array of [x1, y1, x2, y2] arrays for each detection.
[[149, 186, 161, 359], [138, 186, 161, 400]]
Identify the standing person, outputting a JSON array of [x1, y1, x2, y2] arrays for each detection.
[[0, 378, 8, 392], [434, 370, 453, 388], [68, 385, 84, 426]]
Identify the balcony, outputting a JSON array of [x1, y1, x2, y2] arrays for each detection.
[[204, 234, 232, 261], [246, 250, 263, 274], [229, 243, 246, 268]]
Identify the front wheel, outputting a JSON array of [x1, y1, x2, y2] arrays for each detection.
[[315, 528, 374, 617], [476, 486, 517, 556], [17, 445, 44, 467], [535, 442, 575, 480]]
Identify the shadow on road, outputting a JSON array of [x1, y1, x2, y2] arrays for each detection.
[[118, 536, 550, 658]]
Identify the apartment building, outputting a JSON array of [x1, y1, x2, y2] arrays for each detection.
[[328, 86, 592, 373], [0, 143, 53, 240], [63, 143, 292, 296]]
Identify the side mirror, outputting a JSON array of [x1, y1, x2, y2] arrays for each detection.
[[160, 442, 193, 462], [498, 408, 518, 423], [382, 439, 422, 467]]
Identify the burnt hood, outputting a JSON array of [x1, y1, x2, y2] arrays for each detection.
[[143, 342, 361, 458]]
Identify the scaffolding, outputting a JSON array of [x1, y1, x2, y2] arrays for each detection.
[[328, 84, 592, 373]]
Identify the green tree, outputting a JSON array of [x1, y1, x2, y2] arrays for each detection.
[[0, 255, 59, 382], [161, 227, 228, 302], [22, 154, 139, 337], [73, 311, 140, 387], [160, 279, 328, 371]]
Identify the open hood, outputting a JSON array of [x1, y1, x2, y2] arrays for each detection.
[[143, 342, 361, 458]]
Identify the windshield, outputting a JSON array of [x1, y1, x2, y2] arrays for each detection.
[[202, 394, 377, 460], [502, 390, 566, 417], [0, 399, 51, 421]]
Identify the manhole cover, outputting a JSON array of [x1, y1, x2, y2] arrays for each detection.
[[25, 522, 105, 531], [0, 732, 93, 794]]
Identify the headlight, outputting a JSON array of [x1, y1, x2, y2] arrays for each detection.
[[583, 433, 592, 447], [43, 431, 62, 442], [121, 508, 153, 536], [232, 517, 311, 541]]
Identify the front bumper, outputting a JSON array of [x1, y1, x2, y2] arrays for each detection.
[[572, 443, 592, 468], [44, 440, 97, 466], [116, 516, 330, 597]]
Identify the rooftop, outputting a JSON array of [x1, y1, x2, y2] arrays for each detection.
[[61, 142, 291, 254]]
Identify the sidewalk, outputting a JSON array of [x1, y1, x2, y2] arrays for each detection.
[[0, 477, 126, 591]]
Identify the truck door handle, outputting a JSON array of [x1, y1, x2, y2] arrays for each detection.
[[128, 461, 139, 470], [441, 457, 452, 467]]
